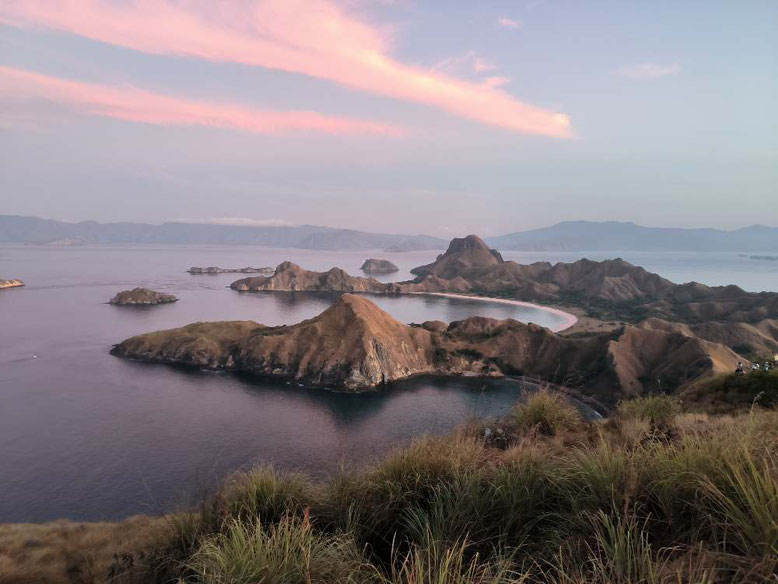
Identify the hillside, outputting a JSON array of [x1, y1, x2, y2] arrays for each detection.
[[402, 235, 778, 329], [112, 294, 740, 398], [487, 220, 778, 251], [0, 215, 446, 251], [230, 262, 390, 293]]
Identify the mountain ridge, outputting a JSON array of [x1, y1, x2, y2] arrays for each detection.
[[0, 215, 446, 252], [2, 215, 776, 251], [486, 220, 778, 251]]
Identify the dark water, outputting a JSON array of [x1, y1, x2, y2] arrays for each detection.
[[0, 245, 568, 522]]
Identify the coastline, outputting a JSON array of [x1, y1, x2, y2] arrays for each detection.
[[418, 292, 579, 333]]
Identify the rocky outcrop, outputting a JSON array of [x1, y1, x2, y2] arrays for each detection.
[[231, 262, 390, 293], [0, 279, 24, 289], [360, 259, 399, 273], [112, 294, 738, 399], [109, 288, 178, 305], [189, 266, 273, 274], [411, 235, 504, 278], [400, 237, 778, 325]]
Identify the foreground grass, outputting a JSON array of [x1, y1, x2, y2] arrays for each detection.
[[0, 516, 167, 584], [4, 395, 778, 583]]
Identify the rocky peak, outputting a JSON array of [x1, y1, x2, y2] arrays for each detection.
[[411, 234, 504, 278], [275, 261, 303, 274]]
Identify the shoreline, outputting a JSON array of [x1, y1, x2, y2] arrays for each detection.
[[417, 292, 579, 333]]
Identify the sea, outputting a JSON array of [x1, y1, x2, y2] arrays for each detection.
[[1, 244, 776, 522]]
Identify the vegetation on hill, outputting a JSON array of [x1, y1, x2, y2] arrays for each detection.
[[681, 370, 778, 413], [4, 393, 776, 583]]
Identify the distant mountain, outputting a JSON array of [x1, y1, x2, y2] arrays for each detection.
[[0, 215, 446, 252], [487, 221, 778, 251]]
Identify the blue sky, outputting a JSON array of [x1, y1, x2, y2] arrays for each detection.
[[1, 0, 776, 236]]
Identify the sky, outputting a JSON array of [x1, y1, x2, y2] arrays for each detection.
[[0, 0, 776, 237]]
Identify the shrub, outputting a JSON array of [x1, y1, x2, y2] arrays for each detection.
[[188, 516, 370, 584], [617, 395, 680, 429], [513, 390, 582, 436]]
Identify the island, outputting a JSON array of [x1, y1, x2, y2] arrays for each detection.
[[188, 266, 274, 274], [231, 261, 389, 293], [109, 288, 178, 305], [115, 234, 778, 400], [360, 258, 399, 273], [0, 278, 24, 290], [112, 293, 738, 400]]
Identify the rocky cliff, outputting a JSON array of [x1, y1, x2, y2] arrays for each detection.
[[109, 288, 178, 305], [112, 294, 739, 399]]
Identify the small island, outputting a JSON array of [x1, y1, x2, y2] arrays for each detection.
[[360, 258, 399, 273], [109, 288, 178, 305], [0, 279, 24, 290], [188, 266, 274, 274]]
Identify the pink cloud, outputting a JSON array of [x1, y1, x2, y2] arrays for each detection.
[[497, 17, 523, 30], [0, 66, 404, 136], [0, 0, 571, 137], [483, 76, 511, 89]]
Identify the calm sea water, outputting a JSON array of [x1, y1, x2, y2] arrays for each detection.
[[0, 245, 775, 522]]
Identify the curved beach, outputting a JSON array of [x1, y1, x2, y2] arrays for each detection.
[[420, 292, 579, 333]]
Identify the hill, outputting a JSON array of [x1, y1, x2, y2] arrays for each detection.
[[112, 294, 740, 398], [402, 235, 778, 328], [0, 215, 446, 252], [487, 220, 778, 251]]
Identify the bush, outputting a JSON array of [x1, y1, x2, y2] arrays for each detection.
[[188, 516, 370, 584], [617, 395, 680, 429], [120, 409, 778, 583], [513, 390, 583, 436]]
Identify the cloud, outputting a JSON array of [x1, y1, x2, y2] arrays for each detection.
[[0, 0, 571, 137], [434, 51, 496, 75], [483, 76, 511, 89], [0, 66, 403, 136], [615, 63, 682, 81], [497, 17, 523, 29], [170, 217, 295, 227]]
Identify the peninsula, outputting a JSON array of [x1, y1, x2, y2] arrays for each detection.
[[114, 234, 778, 401], [112, 293, 738, 400], [109, 288, 178, 305]]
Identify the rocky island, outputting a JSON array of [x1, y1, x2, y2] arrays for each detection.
[[112, 293, 738, 400], [188, 266, 274, 274], [360, 258, 399, 273], [109, 288, 178, 305], [0, 278, 24, 289], [225, 234, 778, 361], [114, 234, 778, 400], [231, 261, 389, 293]]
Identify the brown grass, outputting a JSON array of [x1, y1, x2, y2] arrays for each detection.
[[0, 516, 167, 584]]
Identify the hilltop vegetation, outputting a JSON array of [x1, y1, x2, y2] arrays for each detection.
[[4, 395, 777, 583]]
